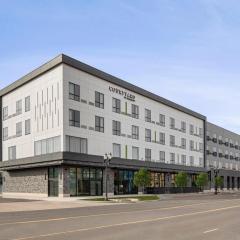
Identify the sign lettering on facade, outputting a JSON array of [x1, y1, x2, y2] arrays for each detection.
[[109, 86, 135, 101]]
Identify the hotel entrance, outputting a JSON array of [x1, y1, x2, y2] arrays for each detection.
[[69, 167, 103, 196]]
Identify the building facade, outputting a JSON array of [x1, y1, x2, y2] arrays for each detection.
[[0, 54, 213, 198], [206, 122, 240, 191]]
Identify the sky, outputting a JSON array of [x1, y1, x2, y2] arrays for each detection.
[[1, 0, 240, 132]]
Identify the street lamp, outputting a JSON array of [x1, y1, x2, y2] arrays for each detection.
[[103, 153, 112, 201], [213, 168, 220, 195]]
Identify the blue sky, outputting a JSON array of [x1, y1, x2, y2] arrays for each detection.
[[1, 0, 240, 132]]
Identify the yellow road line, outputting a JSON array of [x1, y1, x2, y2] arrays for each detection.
[[0, 198, 239, 227], [10, 204, 240, 240]]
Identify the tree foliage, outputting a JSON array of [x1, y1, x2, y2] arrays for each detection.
[[133, 168, 151, 190], [215, 176, 223, 188], [175, 172, 188, 188], [195, 173, 208, 190]]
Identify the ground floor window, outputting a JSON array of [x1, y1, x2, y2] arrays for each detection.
[[150, 172, 165, 187], [114, 169, 138, 195], [48, 167, 59, 197], [69, 167, 103, 196]]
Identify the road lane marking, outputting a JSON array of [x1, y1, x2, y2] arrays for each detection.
[[9, 204, 240, 240], [0, 198, 239, 227], [203, 228, 219, 234]]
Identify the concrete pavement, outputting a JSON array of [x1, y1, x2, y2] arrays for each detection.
[[1, 193, 240, 240]]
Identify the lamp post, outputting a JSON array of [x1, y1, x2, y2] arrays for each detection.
[[213, 168, 220, 195], [103, 153, 112, 201]]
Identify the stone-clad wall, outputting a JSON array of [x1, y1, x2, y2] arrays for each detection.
[[3, 168, 48, 194]]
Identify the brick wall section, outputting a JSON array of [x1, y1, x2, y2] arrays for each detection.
[[3, 168, 48, 194]]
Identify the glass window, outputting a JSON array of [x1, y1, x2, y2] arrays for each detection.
[[95, 91, 104, 109], [199, 142, 203, 152], [113, 143, 121, 157], [145, 148, 151, 161], [25, 119, 31, 135], [199, 128, 203, 137], [159, 114, 165, 126], [181, 155, 186, 165], [132, 146, 139, 160], [159, 151, 165, 162], [16, 100, 22, 115], [16, 122, 22, 137], [35, 141, 41, 155], [190, 140, 194, 151], [132, 104, 139, 119], [47, 137, 54, 153], [181, 121, 186, 132], [170, 117, 175, 129], [2, 106, 8, 120], [53, 136, 61, 152], [112, 98, 121, 113], [80, 138, 87, 154], [69, 109, 80, 127], [69, 82, 80, 101], [190, 124, 194, 135], [145, 109, 151, 122], [170, 135, 175, 146], [112, 120, 121, 136], [145, 128, 151, 142], [95, 116, 104, 132], [181, 138, 186, 149], [8, 146, 16, 160], [159, 132, 165, 145], [190, 156, 194, 166], [170, 153, 175, 164], [132, 125, 139, 139], [25, 96, 30, 112], [66, 136, 87, 154], [3, 127, 8, 141]]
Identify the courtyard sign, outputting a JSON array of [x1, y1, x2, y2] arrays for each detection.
[[109, 86, 135, 102]]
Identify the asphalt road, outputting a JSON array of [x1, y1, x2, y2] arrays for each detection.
[[1, 193, 240, 240]]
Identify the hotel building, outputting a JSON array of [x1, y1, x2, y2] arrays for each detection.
[[0, 54, 209, 197]]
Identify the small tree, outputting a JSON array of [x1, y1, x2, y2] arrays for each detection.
[[195, 173, 208, 191], [175, 172, 188, 192], [133, 168, 151, 194], [215, 176, 223, 191]]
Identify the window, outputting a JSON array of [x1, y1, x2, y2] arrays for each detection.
[[8, 146, 16, 160], [132, 104, 139, 119], [35, 136, 61, 156], [25, 96, 30, 112], [190, 124, 194, 135], [66, 136, 87, 154], [159, 114, 165, 126], [112, 120, 121, 136], [113, 143, 121, 157], [199, 157, 203, 167], [132, 125, 139, 139], [170, 135, 175, 147], [170, 117, 175, 129], [16, 100, 22, 115], [3, 127, 8, 141], [145, 129, 151, 142], [170, 153, 175, 164], [181, 155, 186, 165], [145, 148, 151, 161], [145, 109, 151, 122], [181, 121, 186, 132], [25, 119, 31, 135], [69, 82, 80, 101], [95, 91, 104, 108], [159, 151, 165, 162], [16, 122, 22, 137], [95, 116, 104, 132], [159, 132, 165, 145], [190, 156, 194, 166], [181, 138, 186, 149], [69, 109, 80, 127], [132, 146, 139, 160], [112, 98, 121, 113], [3, 106, 8, 120], [199, 128, 203, 137], [190, 140, 194, 151], [199, 142, 203, 153]]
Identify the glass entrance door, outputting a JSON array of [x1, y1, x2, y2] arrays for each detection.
[[48, 167, 59, 197]]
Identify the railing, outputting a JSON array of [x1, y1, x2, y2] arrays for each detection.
[[146, 187, 201, 194]]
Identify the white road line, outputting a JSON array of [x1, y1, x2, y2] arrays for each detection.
[[203, 228, 219, 234], [10, 204, 240, 240]]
